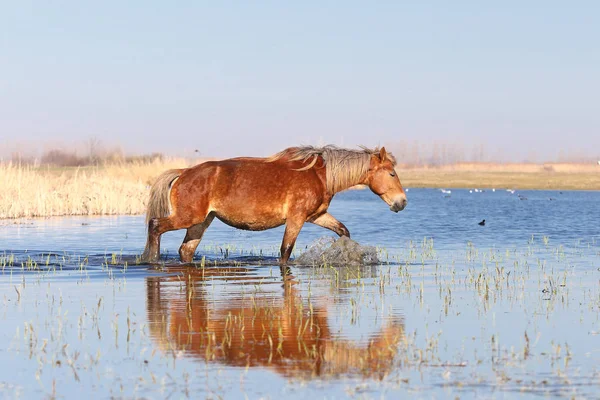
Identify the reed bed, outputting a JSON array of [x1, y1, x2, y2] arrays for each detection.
[[0, 158, 207, 219], [1, 159, 599, 219]]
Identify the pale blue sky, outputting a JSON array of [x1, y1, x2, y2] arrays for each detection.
[[1, 1, 598, 161]]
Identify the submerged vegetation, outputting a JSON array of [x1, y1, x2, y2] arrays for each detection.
[[1, 234, 599, 397]]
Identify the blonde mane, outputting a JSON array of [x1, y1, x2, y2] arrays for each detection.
[[267, 145, 396, 194]]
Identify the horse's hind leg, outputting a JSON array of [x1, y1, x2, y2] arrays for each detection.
[[179, 212, 215, 263], [142, 216, 186, 263]]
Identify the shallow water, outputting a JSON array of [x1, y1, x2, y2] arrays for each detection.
[[1, 189, 600, 399]]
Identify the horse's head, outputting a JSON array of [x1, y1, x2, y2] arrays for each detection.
[[366, 147, 407, 212]]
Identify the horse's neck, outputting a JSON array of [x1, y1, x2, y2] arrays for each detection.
[[329, 170, 369, 195]]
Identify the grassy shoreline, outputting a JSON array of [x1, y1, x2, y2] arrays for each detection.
[[401, 171, 600, 190], [398, 162, 600, 190], [1, 160, 599, 219]]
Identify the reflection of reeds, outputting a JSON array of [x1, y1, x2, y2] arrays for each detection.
[[0, 159, 209, 219]]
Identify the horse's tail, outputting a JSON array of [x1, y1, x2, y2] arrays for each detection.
[[145, 169, 183, 227]]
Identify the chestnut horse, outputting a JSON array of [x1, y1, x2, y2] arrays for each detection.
[[141, 145, 407, 265]]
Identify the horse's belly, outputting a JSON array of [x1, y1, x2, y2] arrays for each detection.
[[215, 213, 285, 231]]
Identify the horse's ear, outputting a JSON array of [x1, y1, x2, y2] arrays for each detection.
[[379, 147, 388, 162]]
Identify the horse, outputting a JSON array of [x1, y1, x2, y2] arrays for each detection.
[[141, 145, 407, 266]]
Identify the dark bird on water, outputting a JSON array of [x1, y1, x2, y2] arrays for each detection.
[[478, 219, 486, 226]]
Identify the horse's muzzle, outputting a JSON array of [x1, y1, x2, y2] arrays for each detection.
[[390, 197, 408, 213]]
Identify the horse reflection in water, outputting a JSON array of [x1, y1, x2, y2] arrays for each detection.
[[146, 267, 405, 378]]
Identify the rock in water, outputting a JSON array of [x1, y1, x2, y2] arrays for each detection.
[[294, 236, 379, 267]]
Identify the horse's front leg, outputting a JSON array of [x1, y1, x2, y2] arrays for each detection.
[[309, 212, 350, 238], [279, 218, 305, 266]]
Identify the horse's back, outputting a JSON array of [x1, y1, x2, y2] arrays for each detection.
[[187, 157, 324, 196], [172, 157, 329, 230]]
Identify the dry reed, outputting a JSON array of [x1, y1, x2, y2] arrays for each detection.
[[0, 158, 208, 219], [1, 159, 599, 219]]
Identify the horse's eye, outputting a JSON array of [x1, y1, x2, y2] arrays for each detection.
[[389, 172, 396, 177]]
